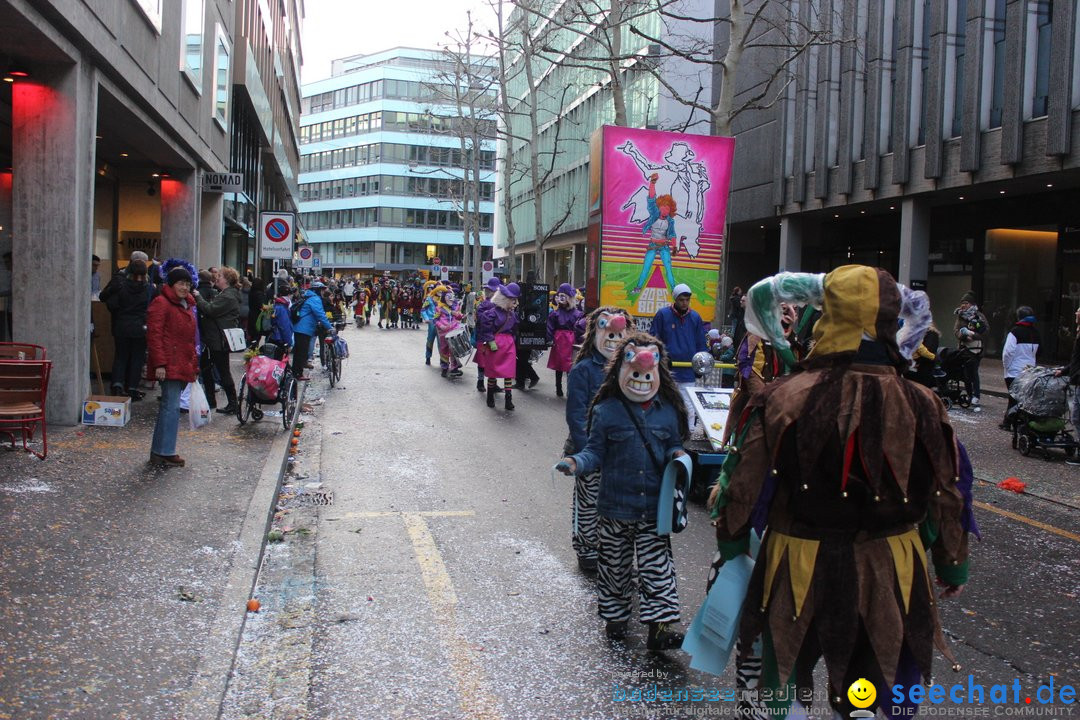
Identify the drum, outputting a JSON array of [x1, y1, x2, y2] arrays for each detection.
[[445, 326, 472, 365]]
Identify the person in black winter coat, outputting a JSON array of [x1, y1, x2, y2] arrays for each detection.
[[99, 259, 157, 400]]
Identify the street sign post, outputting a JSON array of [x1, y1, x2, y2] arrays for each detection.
[[481, 260, 495, 284], [259, 212, 295, 261]]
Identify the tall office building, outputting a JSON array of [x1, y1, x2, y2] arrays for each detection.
[[298, 47, 496, 280], [717, 0, 1080, 360]]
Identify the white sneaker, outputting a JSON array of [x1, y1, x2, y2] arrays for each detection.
[[971, 397, 981, 412]]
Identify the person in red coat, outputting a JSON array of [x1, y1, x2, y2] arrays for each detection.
[[146, 267, 199, 467]]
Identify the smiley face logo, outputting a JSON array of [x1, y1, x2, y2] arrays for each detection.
[[847, 678, 877, 709]]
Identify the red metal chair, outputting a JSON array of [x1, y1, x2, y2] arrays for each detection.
[[0, 342, 47, 361], [0, 359, 52, 459]]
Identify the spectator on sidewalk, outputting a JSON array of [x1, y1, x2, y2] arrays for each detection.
[[1057, 307, 1080, 465], [291, 281, 335, 380], [146, 267, 199, 468], [1001, 306, 1040, 429], [99, 259, 156, 401], [954, 292, 989, 412], [266, 283, 294, 359], [193, 266, 242, 414]]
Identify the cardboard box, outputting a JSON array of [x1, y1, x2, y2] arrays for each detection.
[[82, 395, 131, 427]]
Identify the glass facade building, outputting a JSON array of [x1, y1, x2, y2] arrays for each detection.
[[298, 47, 496, 278]]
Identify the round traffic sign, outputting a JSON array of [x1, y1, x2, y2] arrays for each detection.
[[298, 247, 313, 261], [265, 218, 290, 242], [432, 256, 441, 266], [482, 261, 494, 272]]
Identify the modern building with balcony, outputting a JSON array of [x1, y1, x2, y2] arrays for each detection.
[[298, 47, 496, 279]]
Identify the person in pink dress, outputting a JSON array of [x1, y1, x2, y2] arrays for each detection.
[[476, 282, 520, 410], [546, 283, 586, 397]]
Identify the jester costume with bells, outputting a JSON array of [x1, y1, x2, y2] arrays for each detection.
[[433, 286, 465, 378], [709, 266, 977, 719], [475, 282, 521, 410], [560, 333, 690, 651], [547, 283, 586, 397], [564, 307, 631, 574]]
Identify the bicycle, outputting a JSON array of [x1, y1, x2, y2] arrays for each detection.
[[322, 334, 342, 388], [237, 344, 299, 430]]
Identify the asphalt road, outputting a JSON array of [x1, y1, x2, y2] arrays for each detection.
[[223, 326, 1079, 720]]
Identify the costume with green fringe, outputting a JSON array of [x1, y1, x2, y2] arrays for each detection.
[[710, 265, 972, 718]]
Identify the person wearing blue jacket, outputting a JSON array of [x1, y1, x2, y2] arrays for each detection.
[[291, 282, 334, 379], [649, 283, 707, 427], [558, 333, 689, 651], [564, 307, 630, 574]]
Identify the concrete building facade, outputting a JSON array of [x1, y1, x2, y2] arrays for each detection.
[[720, 0, 1080, 360], [297, 47, 496, 280], [0, 0, 303, 423]]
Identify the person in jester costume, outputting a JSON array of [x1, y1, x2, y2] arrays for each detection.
[[563, 306, 632, 574], [546, 283, 586, 397], [708, 265, 978, 719]]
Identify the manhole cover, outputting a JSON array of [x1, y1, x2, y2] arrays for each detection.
[[294, 490, 334, 506]]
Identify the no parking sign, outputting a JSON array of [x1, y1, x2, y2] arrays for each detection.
[[259, 212, 295, 260]]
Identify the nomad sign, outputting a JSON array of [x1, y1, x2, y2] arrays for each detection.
[[202, 172, 243, 193], [259, 211, 295, 260]]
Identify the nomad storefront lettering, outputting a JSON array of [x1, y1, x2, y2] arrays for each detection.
[[201, 172, 243, 193], [119, 231, 160, 258]]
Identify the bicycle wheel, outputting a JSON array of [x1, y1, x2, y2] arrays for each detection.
[[237, 378, 253, 425], [281, 375, 297, 430], [327, 345, 337, 388], [332, 353, 342, 386], [319, 335, 329, 369]]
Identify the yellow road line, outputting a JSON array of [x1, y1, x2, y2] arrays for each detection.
[[973, 500, 1080, 544], [400, 512, 502, 720]]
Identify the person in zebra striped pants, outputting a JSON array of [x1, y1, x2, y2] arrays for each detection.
[[559, 333, 689, 651], [564, 307, 632, 574]]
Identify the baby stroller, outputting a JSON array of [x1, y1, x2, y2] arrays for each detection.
[[236, 343, 298, 430], [1006, 366, 1079, 459], [934, 346, 977, 409]]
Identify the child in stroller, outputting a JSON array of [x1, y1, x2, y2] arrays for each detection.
[[1005, 365, 1079, 459], [933, 346, 978, 409]]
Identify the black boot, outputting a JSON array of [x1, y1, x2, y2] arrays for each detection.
[[441, 368, 448, 378], [605, 620, 628, 641], [646, 622, 684, 651], [486, 385, 496, 408], [556, 380, 564, 398], [220, 388, 238, 415], [476, 375, 485, 392], [504, 389, 515, 411]]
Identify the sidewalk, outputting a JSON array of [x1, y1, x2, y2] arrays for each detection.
[[0, 362, 299, 720]]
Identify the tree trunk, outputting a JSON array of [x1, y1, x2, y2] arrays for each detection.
[[495, 0, 518, 281], [523, 30, 546, 281], [609, 0, 628, 126], [713, 0, 746, 137]]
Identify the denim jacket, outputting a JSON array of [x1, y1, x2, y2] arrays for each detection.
[[565, 351, 607, 454], [571, 395, 684, 521]]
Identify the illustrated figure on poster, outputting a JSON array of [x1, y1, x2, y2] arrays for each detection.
[[629, 174, 677, 298], [616, 139, 711, 261]]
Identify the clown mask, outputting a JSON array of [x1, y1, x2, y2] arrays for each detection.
[[594, 312, 628, 358], [619, 342, 662, 401], [444, 291, 456, 305], [556, 292, 571, 308]]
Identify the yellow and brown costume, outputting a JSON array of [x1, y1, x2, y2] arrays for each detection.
[[710, 266, 971, 717]]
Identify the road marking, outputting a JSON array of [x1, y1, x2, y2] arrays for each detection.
[[973, 500, 1080, 544], [332, 510, 476, 520], [399, 512, 502, 720]]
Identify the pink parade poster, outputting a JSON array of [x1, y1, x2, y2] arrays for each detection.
[[594, 126, 734, 323]]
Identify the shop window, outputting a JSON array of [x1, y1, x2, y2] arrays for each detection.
[[181, 0, 205, 91]]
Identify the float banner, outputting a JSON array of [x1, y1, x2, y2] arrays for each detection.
[[597, 126, 734, 324]]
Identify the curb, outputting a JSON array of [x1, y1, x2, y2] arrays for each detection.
[[179, 380, 308, 720]]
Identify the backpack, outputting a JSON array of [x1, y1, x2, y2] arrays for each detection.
[[254, 304, 274, 335], [289, 298, 303, 325]]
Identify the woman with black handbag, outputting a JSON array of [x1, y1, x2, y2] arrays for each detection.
[[193, 266, 242, 414]]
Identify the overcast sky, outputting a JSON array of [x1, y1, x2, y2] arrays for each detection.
[[300, 0, 494, 84]]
